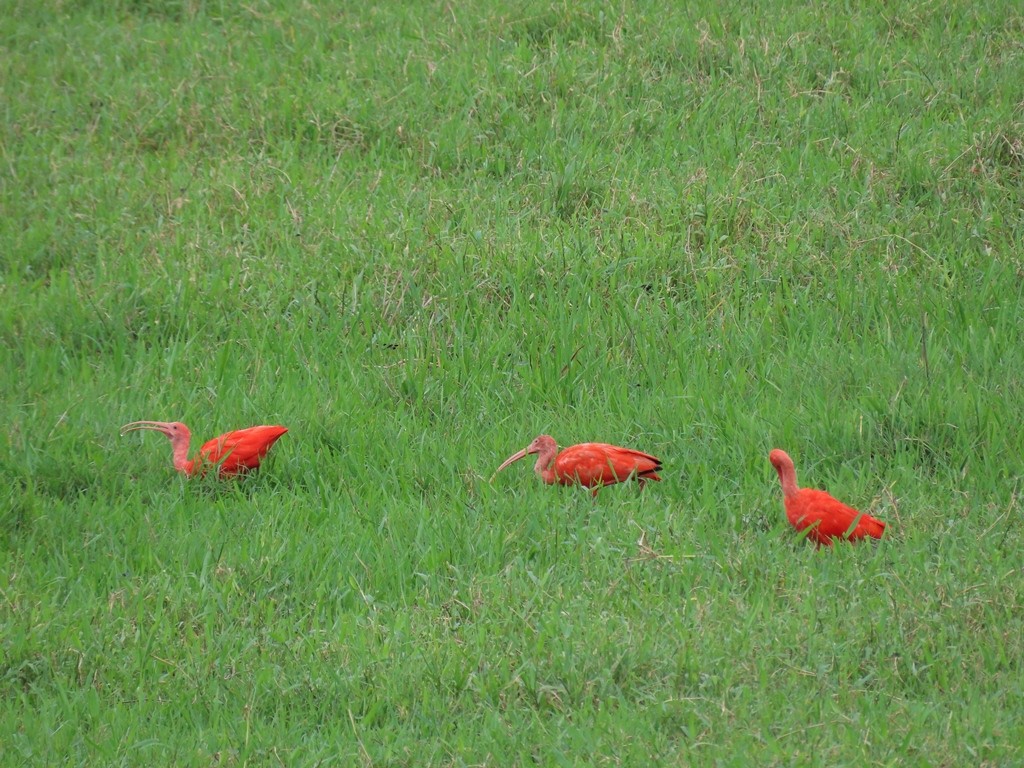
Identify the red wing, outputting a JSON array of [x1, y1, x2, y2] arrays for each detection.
[[554, 443, 662, 487], [787, 489, 883, 544], [200, 426, 288, 475]]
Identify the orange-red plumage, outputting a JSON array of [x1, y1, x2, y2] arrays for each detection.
[[121, 421, 288, 477], [494, 434, 662, 495], [196, 426, 289, 475], [769, 448, 885, 546]]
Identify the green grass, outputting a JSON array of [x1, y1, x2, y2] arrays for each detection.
[[3, 0, 1024, 764]]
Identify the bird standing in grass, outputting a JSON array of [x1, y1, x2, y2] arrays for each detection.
[[493, 434, 662, 496], [768, 448, 885, 545], [120, 421, 288, 477]]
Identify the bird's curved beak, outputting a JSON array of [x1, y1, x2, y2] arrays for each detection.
[[120, 420, 171, 437], [490, 447, 530, 481]]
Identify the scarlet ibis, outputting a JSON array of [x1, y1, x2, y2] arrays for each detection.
[[493, 434, 662, 495], [120, 421, 288, 477], [768, 449, 885, 546]]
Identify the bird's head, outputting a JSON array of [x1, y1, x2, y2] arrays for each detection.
[[525, 434, 556, 456], [768, 449, 790, 471], [491, 434, 557, 479], [120, 420, 191, 444]]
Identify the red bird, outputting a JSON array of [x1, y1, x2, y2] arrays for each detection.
[[493, 434, 662, 495], [768, 448, 885, 546], [120, 421, 288, 477]]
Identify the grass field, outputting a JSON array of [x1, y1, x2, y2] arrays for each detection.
[[3, 0, 1024, 765]]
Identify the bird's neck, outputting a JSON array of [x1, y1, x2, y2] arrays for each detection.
[[777, 466, 800, 497], [533, 449, 558, 484], [171, 436, 194, 475]]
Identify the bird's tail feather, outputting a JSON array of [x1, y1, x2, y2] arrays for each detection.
[[859, 515, 886, 539]]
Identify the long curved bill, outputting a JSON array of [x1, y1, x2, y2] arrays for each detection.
[[490, 447, 529, 481], [120, 420, 170, 435]]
